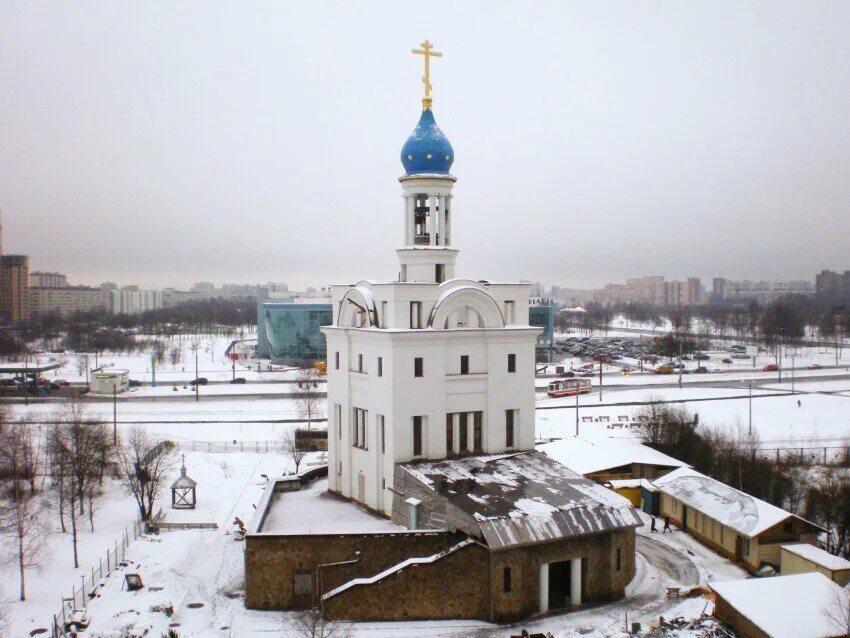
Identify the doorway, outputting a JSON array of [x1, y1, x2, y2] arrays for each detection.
[[548, 560, 572, 610]]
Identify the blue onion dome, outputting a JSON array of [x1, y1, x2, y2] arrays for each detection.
[[400, 108, 454, 175]]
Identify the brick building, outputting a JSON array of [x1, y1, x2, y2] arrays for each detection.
[[0, 254, 29, 322]]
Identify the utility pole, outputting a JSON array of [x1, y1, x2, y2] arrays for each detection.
[[748, 381, 753, 436], [575, 388, 579, 436], [678, 336, 683, 389], [195, 346, 199, 402], [791, 356, 796, 394], [112, 382, 118, 444], [598, 358, 603, 402]]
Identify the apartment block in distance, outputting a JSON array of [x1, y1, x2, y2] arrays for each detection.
[[0, 255, 30, 322], [29, 286, 111, 317]]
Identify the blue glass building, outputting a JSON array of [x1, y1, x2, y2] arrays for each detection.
[[262, 302, 333, 365], [529, 302, 555, 362]]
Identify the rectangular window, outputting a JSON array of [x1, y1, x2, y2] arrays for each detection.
[[335, 404, 342, 439], [508, 353, 516, 373], [742, 537, 750, 556], [616, 548, 622, 572], [435, 264, 445, 283], [504, 300, 515, 324], [473, 411, 482, 450], [446, 413, 454, 455], [377, 356, 383, 377], [505, 409, 515, 448], [503, 566, 512, 593], [410, 301, 422, 328], [357, 353, 363, 373], [381, 301, 387, 328], [294, 573, 313, 595], [459, 413, 468, 451], [413, 416, 423, 456], [460, 355, 469, 375], [335, 351, 340, 369], [414, 357, 423, 378], [352, 407, 368, 449], [379, 414, 385, 454]]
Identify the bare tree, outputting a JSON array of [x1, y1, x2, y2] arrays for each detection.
[[50, 400, 112, 566], [295, 367, 322, 430], [281, 429, 308, 475], [291, 608, 351, 638], [117, 428, 177, 522], [0, 493, 48, 601], [823, 585, 850, 637]]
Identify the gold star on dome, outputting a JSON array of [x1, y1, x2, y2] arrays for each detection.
[[445, 155, 450, 161], [426, 153, 433, 160], [407, 154, 413, 160]]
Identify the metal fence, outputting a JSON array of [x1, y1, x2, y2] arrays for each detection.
[[51, 518, 145, 638], [761, 445, 850, 465], [174, 439, 283, 453]]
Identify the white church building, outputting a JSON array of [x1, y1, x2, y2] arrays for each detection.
[[247, 43, 639, 622], [322, 46, 540, 516]]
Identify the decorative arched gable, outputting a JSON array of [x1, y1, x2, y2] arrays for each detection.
[[337, 286, 378, 328], [428, 286, 505, 329]]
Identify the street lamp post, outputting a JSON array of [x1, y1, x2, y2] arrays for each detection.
[[194, 347, 199, 402]]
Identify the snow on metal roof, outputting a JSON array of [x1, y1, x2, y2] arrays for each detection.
[[710, 573, 846, 638], [654, 467, 813, 538], [538, 436, 687, 476], [400, 451, 641, 550], [781, 543, 850, 572]]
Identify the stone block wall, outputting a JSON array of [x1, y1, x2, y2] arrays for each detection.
[[323, 541, 490, 621], [488, 528, 636, 622], [245, 531, 458, 609]]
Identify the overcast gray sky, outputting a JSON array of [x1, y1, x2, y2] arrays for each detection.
[[2, 1, 849, 290]]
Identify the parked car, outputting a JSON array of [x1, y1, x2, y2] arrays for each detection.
[[128, 379, 143, 387], [655, 364, 674, 375], [721, 358, 733, 364], [762, 363, 779, 372], [189, 377, 209, 386], [808, 363, 823, 370], [0, 378, 16, 387], [732, 353, 749, 359], [694, 366, 709, 374], [695, 354, 710, 360], [54, 378, 71, 386], [230, 377, 247, 384]]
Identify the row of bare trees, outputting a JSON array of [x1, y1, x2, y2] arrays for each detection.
[[0, 403, 177, 602]]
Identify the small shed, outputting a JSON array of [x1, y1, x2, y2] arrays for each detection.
[[640, 481, 661, 516], [91, 368, 130, 394], [711, 573, 847, 638], [171, 456, 197, 509], [781, 543, 850, 586]]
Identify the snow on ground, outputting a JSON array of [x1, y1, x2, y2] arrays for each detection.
[[536, 383, 850, 447], [2, 478, 140, 637]]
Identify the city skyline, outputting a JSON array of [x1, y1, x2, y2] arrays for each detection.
[[2, 2, 849, 289]]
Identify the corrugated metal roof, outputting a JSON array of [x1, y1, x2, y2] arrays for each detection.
[[399, 451, 642, 550]]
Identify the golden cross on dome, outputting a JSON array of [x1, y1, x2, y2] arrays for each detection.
[[412, 39, 442, 108]]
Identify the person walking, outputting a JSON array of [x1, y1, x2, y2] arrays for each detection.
[[650, 516, 658, 533], [797, 399, 801, 407], [663, 515, 672, 533]]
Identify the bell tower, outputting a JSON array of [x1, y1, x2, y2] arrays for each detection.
[[396, 40, 459, 284]]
